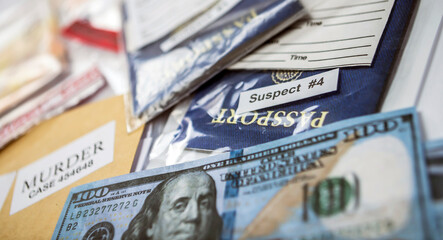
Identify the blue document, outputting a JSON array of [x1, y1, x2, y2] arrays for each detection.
[[172, 0, 415, 151]]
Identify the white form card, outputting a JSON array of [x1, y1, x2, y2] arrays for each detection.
[[231, 0, 396, 70]]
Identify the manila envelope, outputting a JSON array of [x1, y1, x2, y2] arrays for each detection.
[[0, 95, 143, 239]]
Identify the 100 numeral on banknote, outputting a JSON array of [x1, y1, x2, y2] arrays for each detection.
[[53, 109, 437, 240]]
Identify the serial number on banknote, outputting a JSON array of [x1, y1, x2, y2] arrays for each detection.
[[68, 200, 139, 221]]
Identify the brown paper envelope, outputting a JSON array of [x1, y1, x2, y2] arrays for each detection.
[[0, 95, 143, 239]]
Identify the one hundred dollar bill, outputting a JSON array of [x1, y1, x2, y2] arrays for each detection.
[[52, 108, 438, 240]]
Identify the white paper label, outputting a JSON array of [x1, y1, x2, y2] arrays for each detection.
[[237, 69, 339, 114], [231, 0, 395, 70], [125, 0, 217, 52], [10, 121, 115, 215], [160, 0, 241, 52], [0, 171, 16, 211]]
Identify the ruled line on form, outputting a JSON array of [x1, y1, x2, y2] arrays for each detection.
[[311, 9, 386, 20], [253, 45, 372, 55], [280, 35, 375, 45], [324, 18, 382, 27], [312, 0, 389, 12], [309, 54, 369, 62]]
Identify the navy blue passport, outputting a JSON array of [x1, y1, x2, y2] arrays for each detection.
[[125, 0, 305, 120], [172, 0, 415, 150]]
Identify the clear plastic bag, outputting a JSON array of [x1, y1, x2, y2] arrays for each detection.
[[0, 0, 66, 115], [124, 0, 308, 131], [54, 0, 122, 52]]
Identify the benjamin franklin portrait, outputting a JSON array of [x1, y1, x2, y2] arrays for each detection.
[[122, 171, 223, 240]]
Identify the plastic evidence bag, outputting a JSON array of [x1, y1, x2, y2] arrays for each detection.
[[132, 0, 416, 169], [124, 0, 308, 131]]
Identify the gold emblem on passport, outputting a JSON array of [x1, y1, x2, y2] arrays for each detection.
[[271, 71, 302, 84]]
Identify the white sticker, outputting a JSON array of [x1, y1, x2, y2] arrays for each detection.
[[237, 69, 339, 114], [160, 0, 241, 52], [10, 121, 115, 215], [0, 171, 16, 211]]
